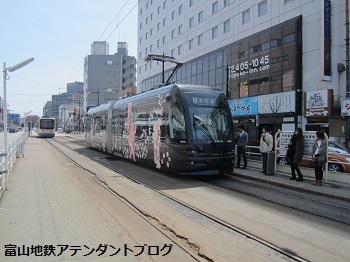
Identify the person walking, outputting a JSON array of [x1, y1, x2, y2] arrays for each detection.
[[311, 130, 328, 186], [288, 128, 304, 181], [259, 126, 273, 174], [235, 125, 248, 169]]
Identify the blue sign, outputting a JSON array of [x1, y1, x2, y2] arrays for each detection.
[[228, 97, 258, 116], [9, 113, 20, 122]]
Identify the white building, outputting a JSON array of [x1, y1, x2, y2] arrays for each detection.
[[137, 0, 348, 143]]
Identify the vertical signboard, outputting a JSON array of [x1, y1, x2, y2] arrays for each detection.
[[323, 0, 331, 79]]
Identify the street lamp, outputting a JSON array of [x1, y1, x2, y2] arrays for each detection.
[[2, 57, 34, 190]]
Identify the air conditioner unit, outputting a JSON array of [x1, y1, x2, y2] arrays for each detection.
[[338, 63, 346, 72]]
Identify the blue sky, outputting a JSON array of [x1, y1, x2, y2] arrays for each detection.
[[1, 0, 138, 117]]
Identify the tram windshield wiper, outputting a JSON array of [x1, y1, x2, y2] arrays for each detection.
[[193, 115, 216, 146]]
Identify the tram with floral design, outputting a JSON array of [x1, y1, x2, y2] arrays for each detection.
[[86, 84, 235, 175]]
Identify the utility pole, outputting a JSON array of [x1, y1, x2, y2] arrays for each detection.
[[346, 0, 350, 147]]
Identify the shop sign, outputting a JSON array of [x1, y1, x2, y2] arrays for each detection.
[[258, 91, 295, 114], [305, 89, 333, 117], [228, 96, 258, 116], [341, 99, 350, 116]]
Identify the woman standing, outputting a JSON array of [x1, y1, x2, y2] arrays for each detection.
[[311, 130, 328, 186], [288, 128, 304, 181]]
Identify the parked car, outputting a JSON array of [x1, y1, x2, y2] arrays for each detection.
[[9, 125, 18, 133], [277, 140, 350, 173], [246, 139, 260, 156], [57, 128, 63, 133]]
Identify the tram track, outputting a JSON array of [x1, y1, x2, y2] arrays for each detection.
[[49, 135, 311, 262]]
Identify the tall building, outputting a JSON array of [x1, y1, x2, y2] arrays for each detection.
[[137, 0, 348, 143], [83, 41, 136, 112], [49, 82, 84, 118]]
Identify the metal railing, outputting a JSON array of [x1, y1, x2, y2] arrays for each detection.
[[0, 132, 28, 199]]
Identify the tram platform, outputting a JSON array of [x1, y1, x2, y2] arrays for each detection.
[[233, 167, 350, 202]]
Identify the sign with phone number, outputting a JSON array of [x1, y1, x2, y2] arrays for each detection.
[[228, 55, 270, 79]]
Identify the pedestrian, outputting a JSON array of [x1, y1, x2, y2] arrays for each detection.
[[259, 126, 273, 174], [235, 125, 248, 169], [311, 130, 328, 186], [288, 128, 304, 181]]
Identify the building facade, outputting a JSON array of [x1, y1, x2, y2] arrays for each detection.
[[137, 0, 348, 143], [83, 41, 137, 113]]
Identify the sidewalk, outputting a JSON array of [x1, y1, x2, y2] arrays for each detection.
[[232, 166, 350, 202], [0, 137, 194, 261]]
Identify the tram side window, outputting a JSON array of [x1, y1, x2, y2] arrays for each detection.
[[100, 114, 106, 131], [169, 101, 186, 140], [94, 117, 101, 133]]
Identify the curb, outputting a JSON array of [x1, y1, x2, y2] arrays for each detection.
[[231, 171, 350, 203]]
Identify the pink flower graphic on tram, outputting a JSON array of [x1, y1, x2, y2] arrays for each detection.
[[152, 118, 162, 169], [127, 103, 136, 161]]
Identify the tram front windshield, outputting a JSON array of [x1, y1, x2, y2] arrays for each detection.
[[186, 95, 233, 143], [40, 119, 55, 129]]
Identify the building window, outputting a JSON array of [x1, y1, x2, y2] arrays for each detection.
[[145, 32, 148, 40], [106, 61, 113, 65], [178, 24, 183, 35], [139, 22, 142, 30], [150, 44, 153, 52], [189, 17, 194, 28], [140, 8, 143, 16], [178, 45, 182, 55], [212, 1, 218, 14], [145, 47, 148, 55], [223, 19, 230, 33], [146, 17, 148, 25], [172, 10, 175, 20], [163, 35, 166, 44], [150, 28, 153, 36], [150, 13, 153, 21], [163, 18, 166, 27], [179, 4, 183, 15], [212, 26, 218, 39], [224, 0, 230, 7], [189, 38, 194, 50], [198, 34, 203, 45], [242, 9, 250, 24], [171, 29, 175, 39], [258, 1, 267, 17], [190, 0, 194, 7], [157, 39, 160, 47], [139, 37, 142, 44], [157, 22, 160, 31], [139, 51, 142, 59], [198, 10, 203, 23], [163, 0, 167, 9], [171, 49, 175, 57], [284, 0, 295, 4]]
